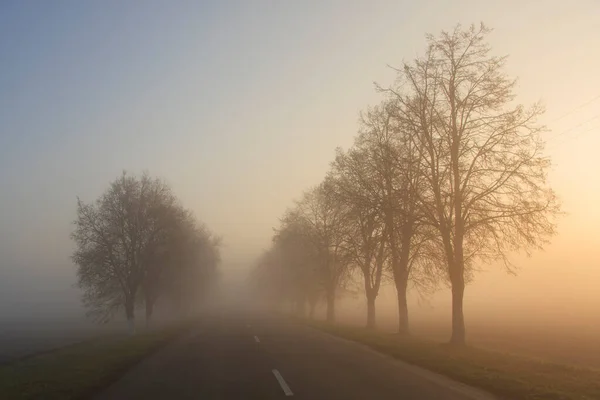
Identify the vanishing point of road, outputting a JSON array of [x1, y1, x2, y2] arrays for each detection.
[[94, 309, 498, 400]]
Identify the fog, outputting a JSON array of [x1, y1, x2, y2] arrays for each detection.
[[1, 1, 600, 365]]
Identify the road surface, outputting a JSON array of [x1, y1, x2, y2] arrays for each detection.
[[95, 310, 498, 400]]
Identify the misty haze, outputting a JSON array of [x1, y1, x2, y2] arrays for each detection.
[[1, 1, 599, 399]]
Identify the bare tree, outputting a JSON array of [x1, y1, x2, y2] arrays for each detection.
[[385, 23, 560, 345], [292, 183, 350, 322], [249, 217, 323, 317], [140, 204, 187, 326], [141, 207, 220, 324], [329, 149, 387, 328], [273, 215, 323, 318], [72, 172, 179, 334], [334, 100, 429, 334]]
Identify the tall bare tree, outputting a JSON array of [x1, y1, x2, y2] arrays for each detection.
[[385, 23, 560, 345]]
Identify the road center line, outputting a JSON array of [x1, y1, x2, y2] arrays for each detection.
[[254, 335, 260, 343], [272, 369, 293, 396]]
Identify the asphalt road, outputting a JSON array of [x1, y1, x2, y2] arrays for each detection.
[[95, 310, 498, 400]]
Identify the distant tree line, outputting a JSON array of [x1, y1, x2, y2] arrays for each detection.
[[71, 172, 220, 334], [249, 24, 559, 345]]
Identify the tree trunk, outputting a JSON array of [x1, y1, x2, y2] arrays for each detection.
[[125, 298, 136, 336], [385, 205, 411, 335], [450, 273, 466, 345], [366, 294, 376, 329], [396, 281, 409, 335], [326, 291, 335, 322]]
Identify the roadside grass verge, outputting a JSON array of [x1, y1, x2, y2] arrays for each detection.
[[0, 324, 189, 400], [305, 319, 600, 400]]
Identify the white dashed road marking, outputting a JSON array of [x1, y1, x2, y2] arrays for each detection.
[[254, 335, 260, 343], [272, 369, 293, 396]]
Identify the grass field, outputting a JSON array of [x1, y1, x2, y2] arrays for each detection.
[[306, 319, 600, 400], [0, 325, 187, 400], [331, 300, 600, 370], [408, 319, 600, 370]]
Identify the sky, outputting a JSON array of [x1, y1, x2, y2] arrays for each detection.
[[1, 0, 599, 323]]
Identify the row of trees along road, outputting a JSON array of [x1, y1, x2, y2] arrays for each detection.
[[250, 24, 560, 346], [72, 172, 220, 335]]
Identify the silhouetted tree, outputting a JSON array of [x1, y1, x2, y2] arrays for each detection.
[[384, 23, 560, 345], [170, 223, 221, 316], [293, 183, 351, 322], [328, 150, 388, 328], [273, 216, 322, 317], [329, 99, 435, 333], [142, 208, 220, 325], [73, 172, 177, 333], [72, 172, 220, 333]]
